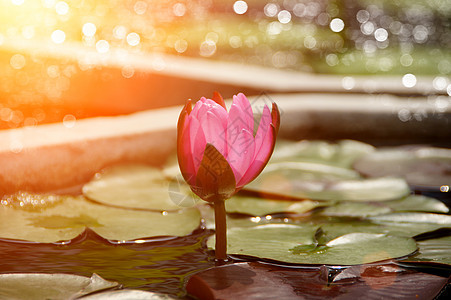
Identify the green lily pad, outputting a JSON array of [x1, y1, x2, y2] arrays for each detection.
[[263, 161, 361, 181], [272, 139, 375, 168], [247, 171, 410, 202], [0, 273, 118, 300], [319, 194, 449, 217], [354, 146, 451, 190], [368, 213, 451, 225], [318, 211, 451, 240], [320, 202, 392, 217], [80, 289, 177, 299], [406, 236, 451, 266], [207, 224, 417, 265], [320, 218, 451, 241], [83, 164, 196, 211], [225, 195, 320, 216], [385, 195, 449, 213], [0, 193, 201, 243]]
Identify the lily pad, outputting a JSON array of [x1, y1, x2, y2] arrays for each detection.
[[0, 193, 201, 243], [318, 211, 451, 240], [225, 195, 320, 216], [83, 164, 196, 211], [319, 219, 451, 241], [354, 146, 451, 190], [319, 194, 449, 217], [405, 236, 451, 266], [368, 213, 451, 225], [320, 202, 392, 217], [0, 273, 118, 300], [207, 224, 417, 265], [80, 289, 177, 299], [272, 139, 375, 168], [385, 195, 449, 213], [263, 161, 361, 181], [247, 172, 410, 202]]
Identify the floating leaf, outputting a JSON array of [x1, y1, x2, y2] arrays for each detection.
[[0, 195, 86, 243], [320, 202, 392, 217], [207, 224, 417, 265], [354, 146, 451, 190], [225, 195, 320, 216], [80, 289, 177, 299], [272, 139, 375, 168], [406, 236, 451, 266], [247, 172, 410, 202], [385, 195, 449, 213], [320, 220, 450, 241], [321, 195, 449, 217], [368, 213, 451, 225], [83, 165, 196, 211], [0, 194, 201, 243], [87, 204, 200, 242], [263, 161, 361, 181], [0, 273, 118, 300]]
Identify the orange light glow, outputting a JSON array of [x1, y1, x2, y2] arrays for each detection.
[[0, 0, 207, 129]]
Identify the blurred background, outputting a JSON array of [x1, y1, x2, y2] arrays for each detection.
[[0, 0, 449, 129]]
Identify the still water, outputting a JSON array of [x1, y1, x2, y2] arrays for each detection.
[[0, 228, 214, 298]]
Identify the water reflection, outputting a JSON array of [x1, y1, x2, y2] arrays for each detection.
[[0, 228, 214, 298]]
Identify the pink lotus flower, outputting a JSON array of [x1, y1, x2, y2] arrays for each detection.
[[177, 92, 280, 202]]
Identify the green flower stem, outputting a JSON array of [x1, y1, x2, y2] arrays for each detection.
[[214, 199, 227, 261]]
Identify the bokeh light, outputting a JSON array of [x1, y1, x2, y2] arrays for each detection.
[[126, 32, 140, 46], [233, 1, 248, 15], [55, 1, 69, 16], [0, 0, 448, 129], [173, 3, 186, 17], [51, 29, 66, 44], [342, 77, 356, 90], [433, 77, 448, 90], [374, 28, 388, 42], [96, 40, 110, 53], [402, 73, 417, 88], [264, 3, 278, 17], [134, 1, 147, 15], [200, 40, 216, 57], [10, 54, 26, 70], [62, 114, 76, 128], [113, 25, 127, 39], [174, 39, 188, 53], [278, 10, 292, 24], [330, 18, 344, 32], [82, 23, 97, 37]]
